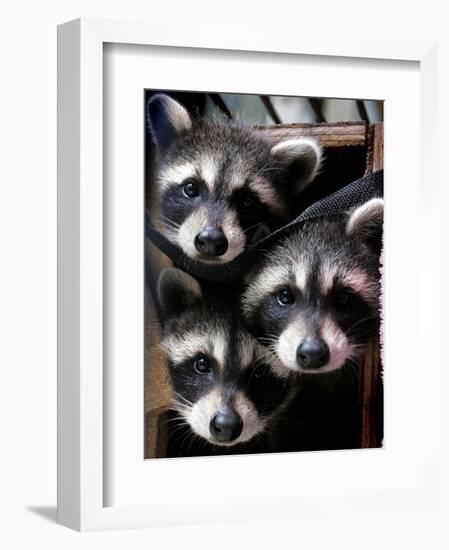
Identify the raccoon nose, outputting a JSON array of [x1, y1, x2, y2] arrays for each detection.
[[297, 337, 330, 370], [195, 227, 228, 257], [210, 407, 243, 442]]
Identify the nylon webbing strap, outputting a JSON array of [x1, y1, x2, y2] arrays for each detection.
[[145, 170, 383, 283]]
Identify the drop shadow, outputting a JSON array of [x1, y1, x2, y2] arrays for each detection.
[[26, 506, 57, 523]]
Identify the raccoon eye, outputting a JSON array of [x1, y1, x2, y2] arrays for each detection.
[[193, 356, 211, 374], [182, 179, 200, 198], [235, 190, 259, 210], [253, 364, 269, 380], [277, 288, 295, 306], [241, 194, 257, 208], [334, 288, 354, 308]]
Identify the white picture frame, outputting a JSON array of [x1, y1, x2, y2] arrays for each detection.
[[57, 17, 440, 531]]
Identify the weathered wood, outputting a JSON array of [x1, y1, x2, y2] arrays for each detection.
[[257, 121, 368, 147], [144, 203, 173, 457], [360, 337, 382, 448], [361, 122, 384, 448], [364, 122, 384, 175]]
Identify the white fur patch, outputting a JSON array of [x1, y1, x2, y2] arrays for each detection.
[[340, 269, 379, 306], [294, 265, 308, 292], [158, 162, 197, 191], [238, 333, 257, 368], [277, 319, 307, 372], [248, 178, 287, 217], [162, 330, 227, 367], [227, 157, 247, 192], [199, 155, 219, 191], [233, 391, 265, 443], [319, 260, 336, 294], [176, 206, 208, 258], [270, 137, 322, 191], [220, 209, 246, 262], [276, 316, 350, 374], [176, 206, 246, 262], [317, 316, 351, 373], [242, 263, 292, 316], [320, 262, 378, 306], [346, 198, 384, 237], [184, 389, 266, 447], [186, 388, 222, 443], [163, 96, 193, 134]]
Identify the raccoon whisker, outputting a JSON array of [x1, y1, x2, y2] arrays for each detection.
[[242, 222, 264, 235], [346, 357, 361, 372], [260, 345, 279, 358], [173, 395, 192, 405], [172, 396, 192, 408], [160, 216, 182, 230], [258, 396, 289, 416], [171, 399, 192, 413], [160, 222, 181, 234], [167, 423, 191, 447], [159, 414, 190, 428], [173, 392, 194, 407], [345, 314, 379, 335], [260, 332, 280, 340], [342, 359, 360, 384], [171, 405, 191, 417], [165, 421, 190, 439], [187, 431, 206, 456], [176, 429, 193, 455], [171, 404, 193, 416], [348, 341, 375, 360], [258, 336, 279, 346], [346, 339, 367, 349], [167, 428, 189, 446]]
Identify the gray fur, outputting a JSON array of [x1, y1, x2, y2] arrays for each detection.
[[147, 94, 322, 262], [242, 199, 384, 374]]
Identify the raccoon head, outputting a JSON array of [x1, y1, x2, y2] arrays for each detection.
[[147, 94, 321, 263], [158, 268, 294, 446], [242, 198, 383, 374]]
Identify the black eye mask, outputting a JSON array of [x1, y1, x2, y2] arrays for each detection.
[[145, 170, 383, 284]]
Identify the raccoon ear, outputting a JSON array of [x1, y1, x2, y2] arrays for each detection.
[[270, 138, 322, 193], [147, 94, 192, 152], [158, 268, 202, 318], [346, 198, 384, 253]]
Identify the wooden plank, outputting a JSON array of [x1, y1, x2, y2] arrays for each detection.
[[360, 121, 384, 448], [360, 337, 382, 448], [364, 122, 384, 174], [257, 121, 368, 147]]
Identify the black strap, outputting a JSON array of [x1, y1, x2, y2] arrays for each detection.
[[145, 170, 383, 283]]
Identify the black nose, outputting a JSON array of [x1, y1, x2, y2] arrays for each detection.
[[194, 227, 228, 257], [210, 408, 243, 442], [297, 337, 330, 370]]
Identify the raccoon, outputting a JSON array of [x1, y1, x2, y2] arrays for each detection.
[[242, 198, 383, 375], [157, 268, 296, 454], [147, 94, 321, 263]]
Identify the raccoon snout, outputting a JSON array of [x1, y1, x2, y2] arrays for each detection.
[[209, 407, 243, 442], [296, 337, 330, 370], [194, 227, 228, 257]]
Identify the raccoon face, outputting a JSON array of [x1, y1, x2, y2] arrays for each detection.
[[242, 198, 383, 374], [158, 268, 294, 446], [147, 94, 321, 263]]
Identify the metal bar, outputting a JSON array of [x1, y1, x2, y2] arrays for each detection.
[[308, 98, 326, 122], [209, 94, 232, 118], [356, 100, 369, 122], [260, 95, 282, 124]]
